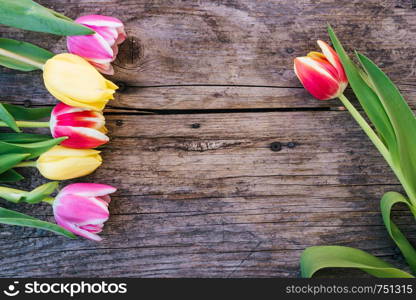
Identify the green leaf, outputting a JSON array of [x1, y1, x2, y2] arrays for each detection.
[[0, 153, 30, 174], [24, 181, 58, 204], [0, 133, 51, 143], [327, 26, 397, 160], [0, 0, 94, 36], [0, 137, 65, 160], [0, 38, 53, 71], [0, 169, 24, 182], [0, 207, 76, 238], [0, 103, 20, 132], [301, 246, 414, 278], [381, 192, 416, 273], [3, 104, 52, 121], [356, 53, 416, 203]]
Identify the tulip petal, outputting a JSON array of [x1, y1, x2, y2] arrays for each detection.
[[116, 27, 127, 45], [43, 54, 118, 110], [89, 61, 114, 75], [55, 114, 105, 129], [56, 218, 103, 241], [38, 145, 101, 159], [52, 102, 89, 116], [38, 156, 102, 180], [52, 182, 116, 241], [80, 224, 104, 234], [54, 194, 109, 223], [91, 26, 119, 46], [68, 15, 125, 74], [98, 195, 112, 204], [106, 80, 119, 90], [53, 126, 109, 149], [67, 33, 114, 61], [37, 146, 102, 180]]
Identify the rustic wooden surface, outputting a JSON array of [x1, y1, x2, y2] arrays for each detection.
[[0, 0, 416, 277]]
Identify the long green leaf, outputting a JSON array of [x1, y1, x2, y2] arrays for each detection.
[[0, 103, 20, 132], [327, 26, 397, 160], [0, 169, 24, 182], [357, 53, 416, 203], [381, 192, 416, 273], [0, 133, 51, 143], [0, 38, 53, 71], [0, 207, 76, 238], [0, 0, 94, 36], [0, 137, 65, 160], [301, 246, 414, 278], [0, 153, 30, 174], [3, 104, 52, 120]]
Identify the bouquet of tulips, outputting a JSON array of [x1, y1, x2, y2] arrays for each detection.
[[294, 26, 416, 278], [0, 0, 126, 241]]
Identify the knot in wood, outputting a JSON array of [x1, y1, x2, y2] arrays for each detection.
[[270, 142, 282, 152]]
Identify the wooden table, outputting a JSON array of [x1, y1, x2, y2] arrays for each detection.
[[0, 0, 415, 277]]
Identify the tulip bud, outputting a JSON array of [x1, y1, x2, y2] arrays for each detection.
[[37, 145, 102, 180], [43, 53, 118, 111], [294, 40, 348, 100], [53, 183, 116, 241], [50, 102, 109, 149], [67, 15, 126, 75]]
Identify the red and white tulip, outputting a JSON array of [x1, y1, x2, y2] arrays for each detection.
[[67, 15, 126, 75], [294, 40, 348, 100], [50, 102, 109, 149], [53, 183, 116, 241]]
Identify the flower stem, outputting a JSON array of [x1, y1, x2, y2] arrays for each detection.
[[0, 187, 55, 204], [338, 94, 416, 205], [0, 121, 50, 128], [14, 161, 37, 168], [0, 48, 45, 70], [0, 186, 27, 203]]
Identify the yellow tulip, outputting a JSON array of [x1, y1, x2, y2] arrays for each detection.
[[43, 53, 118, 111], [37, 145, 102, 180]]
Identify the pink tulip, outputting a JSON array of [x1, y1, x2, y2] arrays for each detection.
[[294, 40, 348, 100], [53, 183, 117, 241], [67, 15, 126, 75], [50, 102, 109, 149]]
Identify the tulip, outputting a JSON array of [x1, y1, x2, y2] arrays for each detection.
[[50, 102, 109, 149], [37, 145, 102, 180], [294, 40, 348, 100], [67, 15, 126, 75], [53, 183, 116, 241], [43, 53, 118, 111]]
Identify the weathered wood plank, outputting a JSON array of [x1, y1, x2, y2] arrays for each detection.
[[0, 111, 413, 277], [0, 0, 416, 109]]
